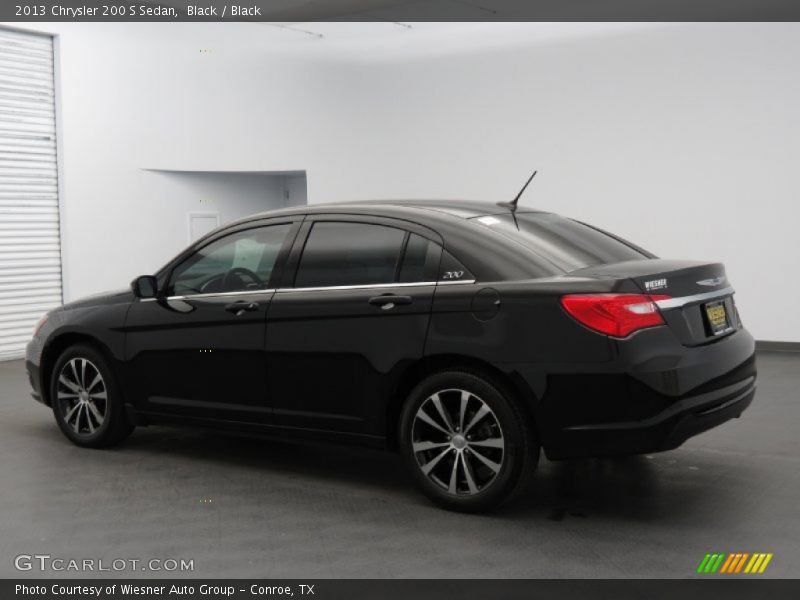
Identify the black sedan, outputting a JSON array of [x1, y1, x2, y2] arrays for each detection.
[[26, 201, 756, 512]]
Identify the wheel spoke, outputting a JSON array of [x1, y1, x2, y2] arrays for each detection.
[[57, 391, 79, 400], [412, 440, 449, 453], [430, 393, 455, 433], [85, 406, 96, 433], [71, 404, 84, 433], [420, 446, 452, 475], [448, 453, 460, 494], [87, 401, 104, 424], [80, 359, 87, 389], [64, 402, 81, 423], [89, 390, 107, 400], [70, 360, 81, 388], [462, 453, 479, 494], [458, 391, 469, 432], [58, 375, 80, 393], [464, 404, 490, 434], [469, 437, 504, 449], [415, 408, 451, 436], [87, 372, 103, 392], [469, 446, 502, 473]]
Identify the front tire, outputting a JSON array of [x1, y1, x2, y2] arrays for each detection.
[[50, 344, 134, 448], [399, 370, 538, 513]]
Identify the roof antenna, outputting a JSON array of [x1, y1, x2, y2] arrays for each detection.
[[498, 170, 537, 212]]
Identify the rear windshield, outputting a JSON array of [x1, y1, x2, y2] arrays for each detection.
[[474, 213, 650, 272]]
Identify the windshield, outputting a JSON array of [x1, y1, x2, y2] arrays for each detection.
[[473, 213, 651, 273]]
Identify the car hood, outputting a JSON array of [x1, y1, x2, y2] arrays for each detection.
[[59, 288, 134, 311]]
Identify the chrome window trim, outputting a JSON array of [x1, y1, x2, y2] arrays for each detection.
[[437, 279, 476, 286], [276, 279, 478, 293], [152, 289, 277, 302], [140, 279, 479, 301], [655, 286, 735, 310], [276, 281, 438, 294]]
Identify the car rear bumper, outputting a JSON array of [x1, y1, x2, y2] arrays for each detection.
[[548, 375, 755, 458], [531, 326, 757, 459]]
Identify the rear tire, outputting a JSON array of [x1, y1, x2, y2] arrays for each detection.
[[50, 344, 134, 448], [399, 370, 539, 513]]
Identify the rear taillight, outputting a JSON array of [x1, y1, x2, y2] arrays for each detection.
[[560, 294, 671, 337]]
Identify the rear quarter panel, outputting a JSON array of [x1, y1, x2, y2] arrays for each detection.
[[424, 279, 627, 401]]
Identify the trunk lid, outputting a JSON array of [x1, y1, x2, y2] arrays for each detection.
[[570, 259, 740, 346]]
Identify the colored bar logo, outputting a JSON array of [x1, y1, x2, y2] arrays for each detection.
[[696, 553, 773, 574]]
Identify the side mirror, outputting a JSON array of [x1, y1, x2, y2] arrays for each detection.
[[131, 275, 158, 299]]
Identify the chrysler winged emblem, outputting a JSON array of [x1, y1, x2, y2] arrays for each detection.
[[697, 276, 726, 287]]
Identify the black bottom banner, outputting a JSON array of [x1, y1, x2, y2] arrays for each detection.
[[4, 579, 800, 600]]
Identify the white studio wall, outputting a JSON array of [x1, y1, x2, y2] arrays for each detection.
[[2, 22, 797, 342], [132, 168, 305, 250], [302, 23, 800, 343], [2, 23, 320, 304]]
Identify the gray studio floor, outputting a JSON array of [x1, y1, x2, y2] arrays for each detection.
[[0, 351, 797, 579]]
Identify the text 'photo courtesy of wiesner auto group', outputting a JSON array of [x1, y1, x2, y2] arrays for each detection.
[[0, 1, 798, 599]]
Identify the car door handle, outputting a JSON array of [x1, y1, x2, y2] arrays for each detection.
[[224, 301, 259, 315], [368, 295, 413, 310]]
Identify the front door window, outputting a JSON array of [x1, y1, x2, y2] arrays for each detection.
[[169, 224, 291, 296]]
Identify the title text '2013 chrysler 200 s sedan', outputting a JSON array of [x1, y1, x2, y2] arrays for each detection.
[[26, 200, 756, 512]]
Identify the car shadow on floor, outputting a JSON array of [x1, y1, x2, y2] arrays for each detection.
[[29, 418, 742, 524], [112, 423, 414, 492], [505, 449, 759, 528]]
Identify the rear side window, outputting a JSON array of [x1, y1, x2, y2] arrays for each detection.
[[398, 234, 439, 283], [476, 213, 649, 272], [295, 222, 406, 288]]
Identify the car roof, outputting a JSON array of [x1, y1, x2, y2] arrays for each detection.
[[239, 199, 545, 223], [344, 199, 545, 219]]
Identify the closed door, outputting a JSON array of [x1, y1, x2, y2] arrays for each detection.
[[125, 221, 297, 424], [266, 219, 441, 436]]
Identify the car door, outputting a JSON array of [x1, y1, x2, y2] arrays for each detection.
[[265, 216, 442, 437], [125, 218, 300, 424]]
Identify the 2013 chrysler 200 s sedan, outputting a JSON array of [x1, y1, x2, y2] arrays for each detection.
[[26, 201, 757, 512]]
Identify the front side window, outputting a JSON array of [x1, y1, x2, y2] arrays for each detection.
[[169, 224, 291, 295], [295, 222, 407, 288]]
